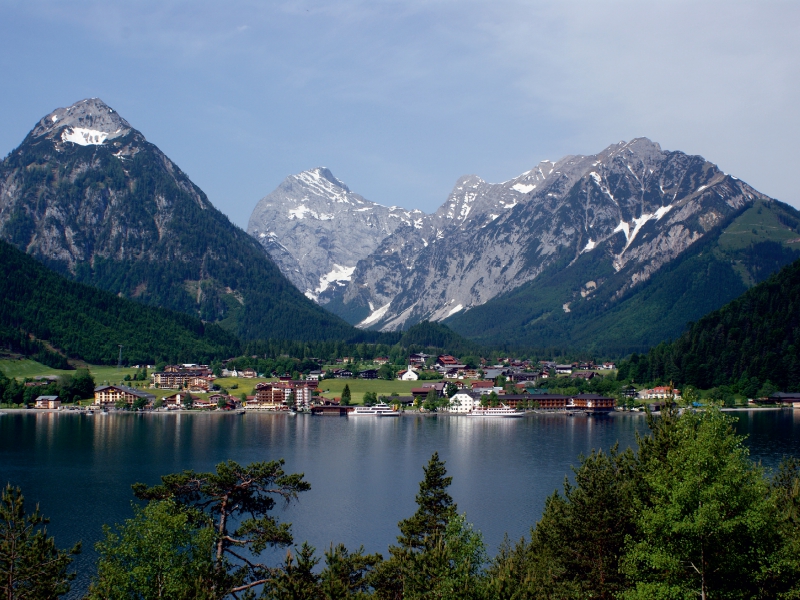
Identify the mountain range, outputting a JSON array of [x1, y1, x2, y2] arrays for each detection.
[[0, 98, 358, 342], [2, 98, 799, 356], [250, 139, 800, 352]]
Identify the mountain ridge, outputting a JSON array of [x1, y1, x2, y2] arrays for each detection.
[[616, 254, 800, 392], [0, 238, 239, 365], [0, 98, 359, 342], [249, 138, 792, 353]]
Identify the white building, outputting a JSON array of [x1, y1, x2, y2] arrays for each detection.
[[638, 386, 681, 400], [448, 391, 481, 413], [398, 366, 419, 381]]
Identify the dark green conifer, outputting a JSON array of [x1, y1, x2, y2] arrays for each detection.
[[341, 384, 352, 406], [0, 484, 80, 599], [396, 452, 457, 552]]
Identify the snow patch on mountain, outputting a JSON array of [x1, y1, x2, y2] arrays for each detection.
[[288, 205, 334, 221], [359, 301, 391, 327], [447, 303, 464, 317], [61, 128, 111, 146]]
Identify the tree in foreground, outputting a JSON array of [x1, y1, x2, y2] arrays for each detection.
[[395, 452, 457, 552], [485, 446, 637, 600], [319, 543, 382, 600], [86, 499, 215, 600], [621, 407, 778, 600], [131, 460, 310, 597], [486, 405, 800, 600], [372, 452, 486, 599], [763, 457, 800, 598], [0, 484, 80, 600]]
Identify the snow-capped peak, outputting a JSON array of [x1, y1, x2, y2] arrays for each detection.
[[32, 98, 132, 144]]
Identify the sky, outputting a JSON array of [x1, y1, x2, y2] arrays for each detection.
[[1, 1, 798, 228]]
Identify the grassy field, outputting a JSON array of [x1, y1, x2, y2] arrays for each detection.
[[318, 379, 420, 404], [213, 377, 273, 397], [0, 359, 75, 379], [718, 202, 800, 251], [0, 359, 141, 386]]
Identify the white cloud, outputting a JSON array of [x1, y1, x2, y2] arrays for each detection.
[[0, 0, 798, 224]]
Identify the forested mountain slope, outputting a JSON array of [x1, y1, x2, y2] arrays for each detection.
[[0, 98, 356, 341], [446, 200, 800, 354], [0, 239, 240, 365], [617, 255, 800, 392]]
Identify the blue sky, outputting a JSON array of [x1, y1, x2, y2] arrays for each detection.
[[1, 1, 798, 227]]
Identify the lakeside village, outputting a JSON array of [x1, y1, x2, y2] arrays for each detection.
[[27, 353, 800, 415]]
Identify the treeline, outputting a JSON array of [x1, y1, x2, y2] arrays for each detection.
[[0, 240, 240, 365], [0, 369, 94, 406], [3, 407, 800, 599], [0, 324, 70, 369], [617, 257, 800, 392]]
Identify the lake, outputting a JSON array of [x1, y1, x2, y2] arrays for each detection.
[[1, 409, 799, 597]]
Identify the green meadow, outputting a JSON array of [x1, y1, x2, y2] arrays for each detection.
[[317, 379, 420, 404]]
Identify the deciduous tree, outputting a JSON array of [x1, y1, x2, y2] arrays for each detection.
[[86, 499, 215, 600], [621, 407, 777, 600]]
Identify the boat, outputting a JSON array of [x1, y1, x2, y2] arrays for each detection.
[[467, 404, 524, 418], [348, 402, 400, 417]]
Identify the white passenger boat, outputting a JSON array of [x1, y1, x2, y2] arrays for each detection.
[[467, 405, 524, 418], [348, 402, 400, 417]]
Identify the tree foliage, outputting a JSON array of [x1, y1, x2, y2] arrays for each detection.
[[621, 407, 777, 599], [489, 407, 800, 600], [87, 499, 215, 600], [131, 460, 310, 597], [0, 484, 80, 600], [0, 239, 239, 365]]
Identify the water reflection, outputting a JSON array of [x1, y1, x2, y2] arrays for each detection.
[[1, 410, 798, 598]]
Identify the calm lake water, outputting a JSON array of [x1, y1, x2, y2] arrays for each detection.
[[1, 409, 799, 597]]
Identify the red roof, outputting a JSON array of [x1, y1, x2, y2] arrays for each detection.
[[471, 381, 494, 388]]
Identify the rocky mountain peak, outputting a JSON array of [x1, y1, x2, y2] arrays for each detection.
[[31, 98, 133, 146], [297, 167, 350, 192], [247, 167, 421, 301]]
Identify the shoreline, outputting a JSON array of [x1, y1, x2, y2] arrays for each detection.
[[2, 406, 795, 417]]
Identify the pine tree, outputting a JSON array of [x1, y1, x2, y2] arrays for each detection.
[[0, 484, 81, 600], [396, 452, 457, 552], [341, 384, 352, 406], [132, 460, 310, 597]]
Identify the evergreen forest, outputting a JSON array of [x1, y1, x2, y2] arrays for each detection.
[[617, 256, 800, 392], [0, 240, 239, 365]]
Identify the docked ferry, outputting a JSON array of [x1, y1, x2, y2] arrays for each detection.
[[467, 405, 524, 418], [348, 402, 400, 417]]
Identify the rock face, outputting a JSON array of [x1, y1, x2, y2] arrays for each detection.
[[248, 160, 562, 319], [251, 138, 776, 336], [247, 168, 423, 301], [0, 98, 356, 341]]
